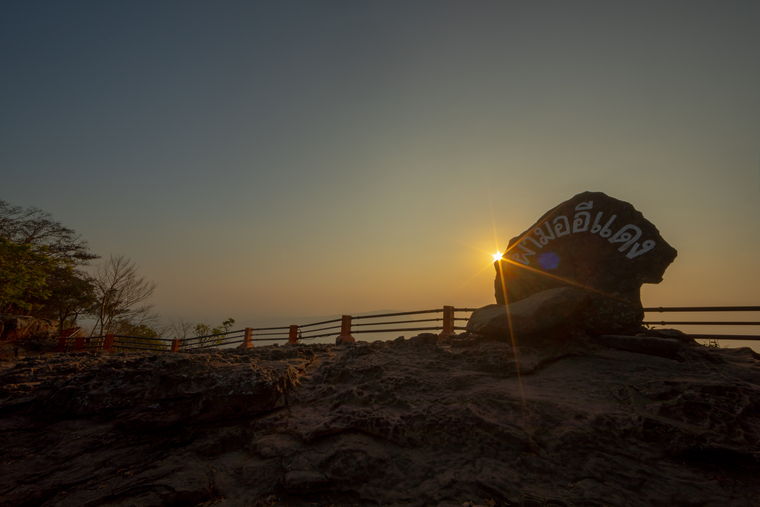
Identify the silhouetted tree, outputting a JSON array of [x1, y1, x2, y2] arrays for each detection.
[[167, 317, 194, 347], [112, 316, 167, 351], [0, 200, 98, 264], [30, 265, 97, 331], [0, 201, 98, 324], [0, 237, 56, 313], [192, 317, 235, 348], [89, 254, 158, 336]]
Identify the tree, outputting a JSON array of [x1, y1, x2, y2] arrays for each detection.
[[0, 201, 99, 324], [192, 317, 235, 348], [0, 200, 98, 264], [0, 237, 57, 313], [114, 320, 161, 339], [167, 317, 194, 341], [31, 265, 97, 331], [111, 316, 168, 351], [89, 254, 158, 336]]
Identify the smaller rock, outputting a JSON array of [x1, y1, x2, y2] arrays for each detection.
[[640, 327, 695, 344], [594, 335, 681, 358], [466, 287, 591, 343], [468, 286, 645, 340], [408, 333, 438, 346], [451, 338, 477, 348]]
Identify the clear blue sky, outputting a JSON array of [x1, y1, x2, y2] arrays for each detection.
[[2, 2, 759, 334]]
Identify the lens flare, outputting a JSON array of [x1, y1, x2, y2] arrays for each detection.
[[538, 252, 560, 270], [492, 252, 503, 262]]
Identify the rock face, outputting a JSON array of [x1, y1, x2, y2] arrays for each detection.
[[1, 339, 759, 507], [493, 191, 677, 334], [0, 315, 58, 342]]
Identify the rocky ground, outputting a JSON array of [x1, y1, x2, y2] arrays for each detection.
[[1, 334, 759, 507]]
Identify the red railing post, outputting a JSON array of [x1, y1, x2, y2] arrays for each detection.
[[439, 306, 456, 340], [57, 328, 81, 352], [337, 315, 355, 344], [103, 333, 115, 353], [238, 327, 253, 349], [171, 339, 180, 352], [74, 337, 85, 351], [288, 325, 299, 345]]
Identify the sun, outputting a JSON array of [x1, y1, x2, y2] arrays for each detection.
[[492, 252, 503, 262]]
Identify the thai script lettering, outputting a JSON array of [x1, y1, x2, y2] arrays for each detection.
[[510, 200, 658, 266]]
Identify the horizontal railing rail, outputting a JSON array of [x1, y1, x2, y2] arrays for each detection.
[[643, 306, 760, 312], [453, 307, 476, 331], [300, 318, 343, 327], [53, 305, 759, 354], [643, 306, 760, 342], [686, 334, 760, 342], [114, 335, 173, 352], [180, 329, 246, 350], [644, 321, 760, 326], [356, 327, 441, 334], [348, 309, 444, 339], [352, 309, 443, 320]]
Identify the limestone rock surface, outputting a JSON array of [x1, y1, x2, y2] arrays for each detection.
[[1, 338, 759, 507]]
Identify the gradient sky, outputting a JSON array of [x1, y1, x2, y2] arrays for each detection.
[[2, 2, 759, 333]]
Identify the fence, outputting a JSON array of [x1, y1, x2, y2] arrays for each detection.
[[56, 307, 474, 353], [643, 306, 760, 342], [56, 305, 759, 353]]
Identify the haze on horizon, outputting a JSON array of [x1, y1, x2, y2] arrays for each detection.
[[2, 2, 759, 337]]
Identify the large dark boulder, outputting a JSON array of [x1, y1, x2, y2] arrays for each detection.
[[493, 191, 677, 334]]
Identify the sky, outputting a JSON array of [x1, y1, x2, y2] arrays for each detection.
[[1, 1, 759, 342]]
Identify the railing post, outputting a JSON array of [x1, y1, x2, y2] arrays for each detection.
[[439, 306, 456, 340], [74, 337, 85, 351], [288, 325, 299, 345], [336, 315, 355, 344], [171, 339, 180, 352], [103, 333, 115, 353], [58, 328, 80, 352], [238, 327, 253, 349]]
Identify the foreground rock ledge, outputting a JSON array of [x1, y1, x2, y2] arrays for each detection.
[[1, 338, 759, 507]]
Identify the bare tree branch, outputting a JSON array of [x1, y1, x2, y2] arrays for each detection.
[[0, 200, 98, 264], [89, 254, 158, 336]]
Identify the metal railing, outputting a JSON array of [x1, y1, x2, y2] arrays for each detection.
[[57, 334, 174, 353], [55, 305, 759, 353], [350, 309, 444, 336], [643, 306, 760, 342], [56, 327, 292, 353], [299, 318, 343, 341]]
